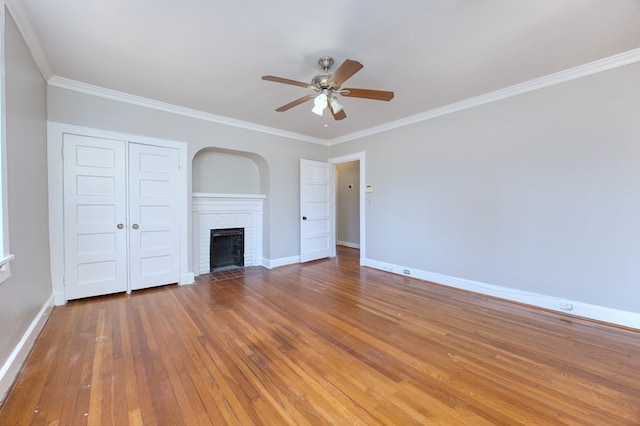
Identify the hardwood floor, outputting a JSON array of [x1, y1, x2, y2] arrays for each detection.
[[1, 246, 639, 425]]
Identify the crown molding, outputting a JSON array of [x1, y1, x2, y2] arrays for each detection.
[[4, 0, 639, 146], [48, 76, 328, 145], [4, 0, 53, 80], [48, 45, 640, 148], [328, 48, 640, 146]]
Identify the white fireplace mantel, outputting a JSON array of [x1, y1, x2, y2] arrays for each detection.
[[192, 193, 265, 274]]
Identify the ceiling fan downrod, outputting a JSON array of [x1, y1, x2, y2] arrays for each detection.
[[312, 56, 336, 91]]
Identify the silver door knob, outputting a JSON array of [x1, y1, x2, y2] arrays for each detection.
[[132, 224, 139, 229], [117, 223, 124, 229]]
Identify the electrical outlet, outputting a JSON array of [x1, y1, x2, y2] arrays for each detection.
[[560, 302, 574, 311]]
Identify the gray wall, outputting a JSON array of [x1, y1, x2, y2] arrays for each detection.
[[329, 62, 640, 314], [336, 161, 359, 246], [0, 12, 51, 371], [46, 87, 328, 260], [193, 150, 261, 194]]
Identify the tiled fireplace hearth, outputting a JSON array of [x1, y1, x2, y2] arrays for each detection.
[[192, 193, 265, 275]]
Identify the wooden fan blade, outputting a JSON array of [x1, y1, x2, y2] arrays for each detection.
[[341, 88, 394, 101], [275, 94, 316, 112], [328, 99, 347, 121], [328, 59, 363, 87], [262, 75, 314, 89]]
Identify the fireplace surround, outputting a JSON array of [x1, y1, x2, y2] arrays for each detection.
[[192, 193, 265, 275]]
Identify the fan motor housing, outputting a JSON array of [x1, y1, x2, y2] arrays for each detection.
[[312, 74, 333, 90]]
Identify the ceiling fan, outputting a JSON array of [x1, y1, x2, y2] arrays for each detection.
[[262, 57, 394, 121]]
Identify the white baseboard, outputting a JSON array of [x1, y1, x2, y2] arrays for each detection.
[[262, 256, 300, 269], [180, 272, 195, 285], [363, 258, 640, 330], [53, 290, 66, 306], [337, 240, 360, 249], [0, 294, 55, 402]]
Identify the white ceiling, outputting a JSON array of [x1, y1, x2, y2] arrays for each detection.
[[11, 0, 640, 142]]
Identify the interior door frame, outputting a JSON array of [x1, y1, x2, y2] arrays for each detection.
[[329, 152, 365, 265], [48, 122, 193, 305]]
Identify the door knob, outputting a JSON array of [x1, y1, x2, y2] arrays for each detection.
[[132, 224, 139, 229], [302, 216, 307, 220], [117, 223, 124, 229]]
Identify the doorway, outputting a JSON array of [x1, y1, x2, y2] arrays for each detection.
[[335, 161, 360, 249], [329, 152, 365, 265]]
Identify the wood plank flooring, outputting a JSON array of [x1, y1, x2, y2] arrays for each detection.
[[1, 246, 639, 425]]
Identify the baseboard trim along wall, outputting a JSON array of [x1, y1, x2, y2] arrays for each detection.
[[363, 258, 640, 331], [262, 256, 301, 269], [337, 241, 361, 249], [0, 294, 54, 403]]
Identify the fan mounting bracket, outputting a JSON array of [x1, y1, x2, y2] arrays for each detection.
[[318, 56, 334, 72]]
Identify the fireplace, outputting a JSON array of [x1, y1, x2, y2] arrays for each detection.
[[210, 228, 245, 272], [193, 193, 264, 274]]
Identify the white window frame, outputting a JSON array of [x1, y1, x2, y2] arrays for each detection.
[[0, 3, 15, 283]]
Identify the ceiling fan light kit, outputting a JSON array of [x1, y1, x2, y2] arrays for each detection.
[[311, 92, 328, 116], [329, 96, 343, 113], [262, 56, 394, 122]]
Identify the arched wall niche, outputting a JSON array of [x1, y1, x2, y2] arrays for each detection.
[[192, 147, 269, 196], [191, 147, 271, 271]]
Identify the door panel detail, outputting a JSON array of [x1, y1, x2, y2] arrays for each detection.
[[300, 159, 334, 262], [63, 135, 181, 299]]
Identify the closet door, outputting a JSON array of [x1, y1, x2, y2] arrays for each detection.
[[128, 143, 181, 290], [63, 134, 128, 300]]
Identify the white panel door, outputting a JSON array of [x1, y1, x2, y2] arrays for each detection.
[[129, 143, 180, 290], [63, 134, 128, 300], [300, 159, 335, 262]]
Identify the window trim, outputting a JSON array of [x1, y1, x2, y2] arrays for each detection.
[[0, 3, 14, 283]]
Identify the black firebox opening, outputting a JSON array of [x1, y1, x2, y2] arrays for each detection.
[[210, 228, 245, 272]]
